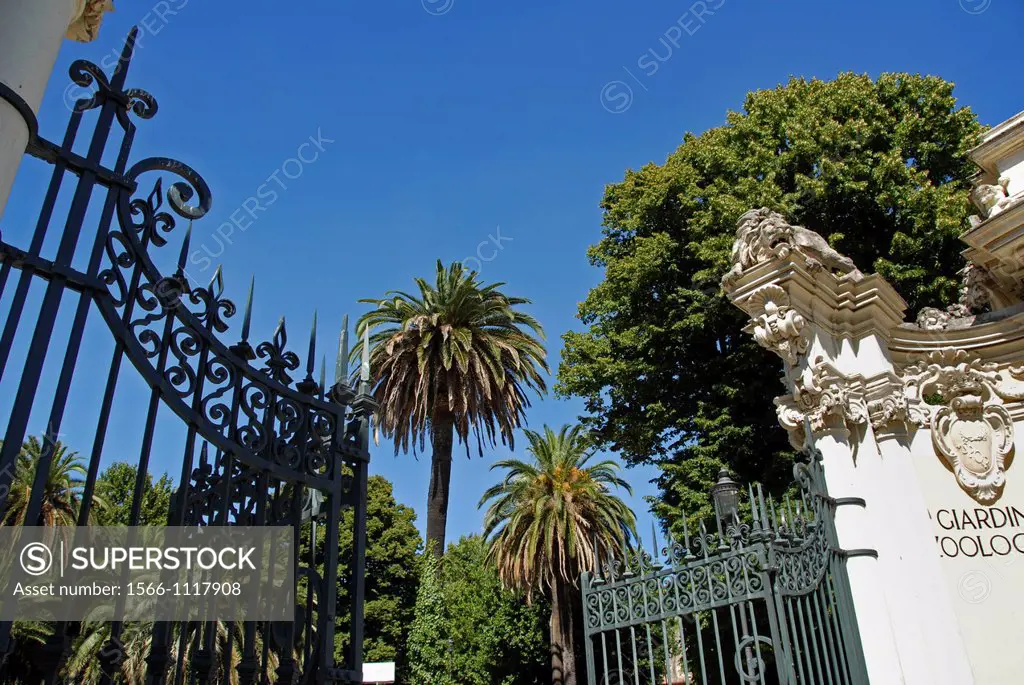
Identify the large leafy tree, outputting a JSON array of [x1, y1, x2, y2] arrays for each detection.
[[407, 536, 549, 685], [557, 73, 982, 529], [358, 260, 548, 555], [333, 475, 422, 678], [480, 424, 636, 685], [94, 462, 173, 526]]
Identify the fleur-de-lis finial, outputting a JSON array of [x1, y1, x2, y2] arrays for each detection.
[[256, 316, 301, 385]]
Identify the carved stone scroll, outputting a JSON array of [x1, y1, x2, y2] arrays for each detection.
[[745, 285, 809, 367]]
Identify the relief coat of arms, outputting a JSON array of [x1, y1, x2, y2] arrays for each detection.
[[902, 350, 1023, 504]]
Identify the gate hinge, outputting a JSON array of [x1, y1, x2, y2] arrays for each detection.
[[834, 547, 878, 560]]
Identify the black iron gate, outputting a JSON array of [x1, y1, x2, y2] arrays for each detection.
[[581, 454, 871, 685], [0, 29, 371, 684]]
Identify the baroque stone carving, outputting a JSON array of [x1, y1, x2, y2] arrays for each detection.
[[867, 387, 929, 433], [914, 306, 972, 331], [901, 349, 1024, 503], [775, 357, 868, 450], [745, 285, 808, 366], [969, 177, 1023, 228], [722, 208, 856, 287], [912, 262, 1007, 330], [67, 0, 115, 43]]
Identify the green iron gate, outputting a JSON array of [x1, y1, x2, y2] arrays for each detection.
[[581, 452, 871, 685]]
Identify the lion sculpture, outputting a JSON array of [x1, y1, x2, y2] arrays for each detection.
[[968, 177, 1024, 229], [722, 208, 856, 286]]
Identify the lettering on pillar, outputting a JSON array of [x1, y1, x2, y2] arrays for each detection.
[[933, 506, 1024, 558], [901, 349, 1023, 504]]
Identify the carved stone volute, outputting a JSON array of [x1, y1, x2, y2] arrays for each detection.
[[744, 285, 809, 367]]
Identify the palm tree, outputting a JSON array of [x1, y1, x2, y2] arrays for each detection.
[[359, 260, 548, 555], [1, 436, 87, 526], [480, 424, 636, 685]]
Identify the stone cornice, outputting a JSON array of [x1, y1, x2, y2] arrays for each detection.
[[890, 308, 1024, 367], [728, 251, 908, 344], [67, 0, 114, 43], [962, 201, 1024, 260], [970, 110, 1024, 176]]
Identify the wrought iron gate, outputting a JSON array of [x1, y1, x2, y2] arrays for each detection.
[[0, 29, 371, 684], [582, 454, 871, 685]]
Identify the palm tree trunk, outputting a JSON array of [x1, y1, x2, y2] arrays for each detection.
[[426, 414, 454, 558], [551, 579, 580, 685]]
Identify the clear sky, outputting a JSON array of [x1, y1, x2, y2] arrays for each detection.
[[2, 0, 1023, 546]]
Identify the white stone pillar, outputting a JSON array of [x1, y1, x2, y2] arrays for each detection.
[[870, 427, 976, 684], [0, 0, 109, 224], [814, 428, 907, 684]]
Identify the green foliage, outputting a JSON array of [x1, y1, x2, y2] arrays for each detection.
[[480, 425, 636, 685], [556, 73, 982, 533], [2, 436, 87, 526], [325, 476, 421, 679], [407, 537, 549, 685], [407, 545, 450, 684], [94, 462, 174, 526]]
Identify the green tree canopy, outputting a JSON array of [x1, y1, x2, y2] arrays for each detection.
[[557, 73, 982, 529], [407, 536, 549, 685], [94, 462, 173, 526], [327, 476, 421, 679]]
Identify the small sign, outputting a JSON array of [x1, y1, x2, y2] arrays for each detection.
[[363, 661, 396, 683]]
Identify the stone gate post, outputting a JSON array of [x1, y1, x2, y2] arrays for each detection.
[[0, 0, 112, 223], [722, 208, 979, 683]]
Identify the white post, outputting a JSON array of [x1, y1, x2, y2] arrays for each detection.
[[0, 0, 104, 224], [813, 429, 907, 684]]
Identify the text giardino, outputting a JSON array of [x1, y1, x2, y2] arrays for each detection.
[[933, 507, 1024, 558]]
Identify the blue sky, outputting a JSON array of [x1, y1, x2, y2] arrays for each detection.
[[2, 0, 1023, 545]]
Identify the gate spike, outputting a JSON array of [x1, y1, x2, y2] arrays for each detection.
[[335, 315, 349, 384], [360, 324, 371, 383], [319, 355, 326, 398], [650, 521, 659, 564], [240, 276, 254, 342], [757, 483, 767, 527], [306, 311, 318, 377], [749, 483, 760, 529], [176, 221, 193, 273]]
